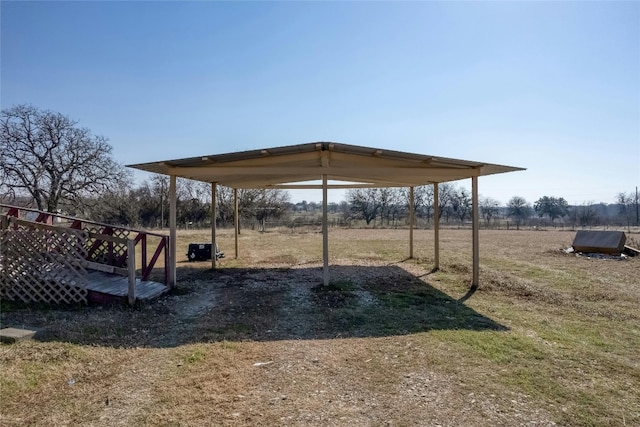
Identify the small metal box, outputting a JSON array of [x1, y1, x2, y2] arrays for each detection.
[[187, 243, 224, 261]]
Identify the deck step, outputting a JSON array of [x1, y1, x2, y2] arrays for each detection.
[[86, 270, 169, 301]]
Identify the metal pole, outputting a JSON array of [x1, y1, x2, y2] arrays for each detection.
[[322, 174, 329, 286], [472, 176, 479, 287], [169, 175, 177, 287], [434, 183, 440, 271], [234, 188, 239, 259], [409, 186, 414, 259]]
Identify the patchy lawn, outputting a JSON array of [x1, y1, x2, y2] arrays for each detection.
[[1, 228, 639, 426]]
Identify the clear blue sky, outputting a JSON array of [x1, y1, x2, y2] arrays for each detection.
[[2, 1, 638, 205]]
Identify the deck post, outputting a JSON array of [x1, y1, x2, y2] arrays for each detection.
[[169, 175, 177, 287], [409, 186, 414, 259], [127, 239, 136, 305], [211, 182, 217, 269], [472, 175, 479, 287], [434, 183, 440, 271], [234, 188, 239, 259]]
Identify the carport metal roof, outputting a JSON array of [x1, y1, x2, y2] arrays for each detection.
[[128, 142, 525, 288], [128, 142, 523, 189]]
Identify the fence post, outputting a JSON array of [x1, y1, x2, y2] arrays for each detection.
[[127, 239, 136, 305]]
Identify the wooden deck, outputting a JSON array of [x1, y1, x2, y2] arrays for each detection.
[[86, 270, 169, 302]]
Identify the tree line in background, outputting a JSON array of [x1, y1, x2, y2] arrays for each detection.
[[342, 187, 639, 230], [2, 104, 639, 231]]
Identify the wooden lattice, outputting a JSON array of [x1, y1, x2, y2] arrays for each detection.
[[0, 227, 89, 304], [84, 226, 131, 268], [2, 205, 169, 287]]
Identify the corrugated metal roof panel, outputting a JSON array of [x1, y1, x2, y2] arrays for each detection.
[[127, 141, 524, 188]]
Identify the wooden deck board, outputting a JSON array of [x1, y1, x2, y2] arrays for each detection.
[[86, 270, 168, 301]]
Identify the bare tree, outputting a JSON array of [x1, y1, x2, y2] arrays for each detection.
[[1, 104, 127, 212], [133, 180, 162, 227], [339, 201, 351, 223], [616, 191, 637, 230], [480, 197, 501, 226], [419, 185, 435, 223], [571, 202, 599, 228], [0, 166, 16, 204], [86, 181, 138, 226], [507, 196, 531, 230], [451, 187, 472, 223], [347, 188, 380, 225], [378, 188, 403, 226], [176, 179, 211, 226], [215, 187, 290, 231], [253, 189, 290, 231], [437, 183, 456, 223], [151, 175, 170, 228], [215, 186, 236, 227], [399, 185, 432, 225]]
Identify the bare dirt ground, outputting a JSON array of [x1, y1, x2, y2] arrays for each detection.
[[1, 228, 638, 426]]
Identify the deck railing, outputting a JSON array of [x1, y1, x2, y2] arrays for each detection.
[[0, 204, 170, 287]]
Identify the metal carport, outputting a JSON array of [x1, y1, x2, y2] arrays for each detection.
[[128, 142, 524, 287]]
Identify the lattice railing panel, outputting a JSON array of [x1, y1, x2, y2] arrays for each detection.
[[84, 226, 131, 267], [0, 228, 89, 304], [2, 205, 170, 287]]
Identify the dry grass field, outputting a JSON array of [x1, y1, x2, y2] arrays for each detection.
[[1, 227, 639, 426]]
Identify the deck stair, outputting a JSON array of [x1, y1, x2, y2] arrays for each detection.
[[86, 270, 168, 303], [1, 204, 171, 305]]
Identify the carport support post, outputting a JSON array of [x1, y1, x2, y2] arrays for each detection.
[[409, 186, 414, 259], [169, 175, 177, 287], [322, 174, 329, 286], [472, 175, 479, 287], [433, 183, 440, 271], [211, 182, 217, 269], [234, 188, 239, 259]]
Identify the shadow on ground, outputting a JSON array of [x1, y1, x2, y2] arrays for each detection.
[[1, 264, 507, 348]]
